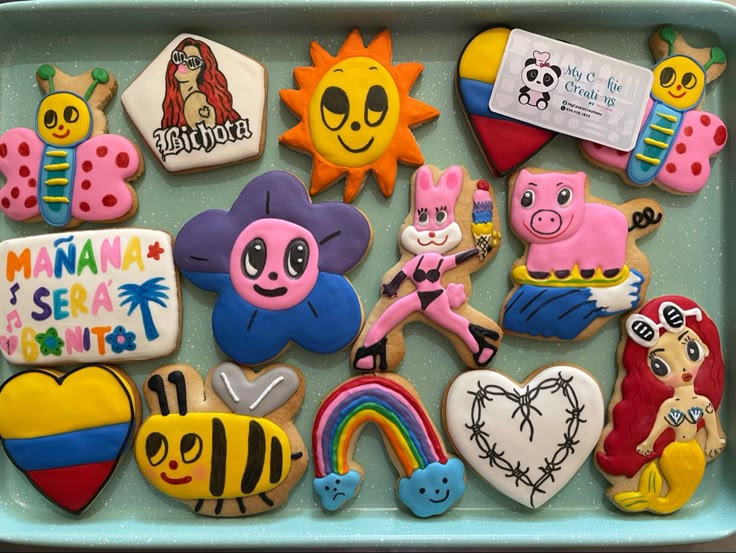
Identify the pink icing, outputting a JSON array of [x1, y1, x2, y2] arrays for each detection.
[[0, 128, 44, 221], [413, 165, 462, 232], [229, 218, 320, 310], [510, 169, 627, 274]]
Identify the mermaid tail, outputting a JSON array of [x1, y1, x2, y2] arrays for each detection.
[[613, 440, 706, 514]]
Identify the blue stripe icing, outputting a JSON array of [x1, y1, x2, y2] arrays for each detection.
[[4, 422, 132, 471]]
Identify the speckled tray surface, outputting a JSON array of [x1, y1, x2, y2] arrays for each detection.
[[0, 0, 734, 549]]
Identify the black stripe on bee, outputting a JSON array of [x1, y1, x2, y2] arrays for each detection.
[[241, 420, 266, 494], [270, 436, 283, 484], [210, 418, 227, 497]]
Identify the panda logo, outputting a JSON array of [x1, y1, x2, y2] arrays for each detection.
[[518, 51, 561, 111]]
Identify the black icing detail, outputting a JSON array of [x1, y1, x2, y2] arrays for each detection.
[[628, 207, 662, 231], [631, 319, 656, 343], [145, 432, 168, 466], [209, 418, 227, 497], [270, 436, 284, 484], [463, 372, 586, 508], [241, 420, 266, 494], [167, 371, 188, 415], [321, 86, 349, 131], [147, 374, 169, 416], [661, 304, 685, 329]]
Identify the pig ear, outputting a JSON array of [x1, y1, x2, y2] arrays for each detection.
[[517, 168, 532, 183], [415, 165, 434, 191], [572, 171, 588, 187], [439, 165, 463, 191]]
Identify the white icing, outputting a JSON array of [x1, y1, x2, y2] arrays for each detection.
[[0, 228, 180, 365], [399, 221, 463, 255], [444, 365, 604, 508], [588, 270, 643, 313], [219, 371, 240, 403], [121, 33, 266, 173], [249, 376, 284, 411]]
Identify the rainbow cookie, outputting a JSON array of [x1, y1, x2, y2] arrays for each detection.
[[501, 167, 663, 341], [580, 27, 727, 195], [173, 170, 372, 366], [352, 165, 502, 372], [135, 362, 308, 517], [312, 372, 465, 518], [279, 28, 439, 202], [0, 365, 141, 514], [596, 296, 726, 514], [0, 64, 143, 228], [456, 27, 557, 177], [122, 33, 267, 174]]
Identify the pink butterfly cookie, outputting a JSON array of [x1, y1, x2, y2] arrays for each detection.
[[0, 65, 143, 227], [580, 27, 727, 195]]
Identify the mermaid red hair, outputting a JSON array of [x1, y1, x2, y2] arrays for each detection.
[[161, 37, 241, 128], [596, 295, 724, 478]]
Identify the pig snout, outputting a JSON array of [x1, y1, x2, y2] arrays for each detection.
[[530, 209, 562, 235]]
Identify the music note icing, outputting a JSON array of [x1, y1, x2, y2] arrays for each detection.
[[6, 310, 22, 333], [9, 283, 19, 305]]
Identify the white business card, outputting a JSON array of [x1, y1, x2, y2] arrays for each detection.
[[489, 29, 653, 151]]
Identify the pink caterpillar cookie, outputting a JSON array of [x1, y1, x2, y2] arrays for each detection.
[[0, 64, 143, 227], [596, 296, 726, 514], [501, 168, 663, 341], [580, 27, 727, 195], [135, 362, 307, 517], [351, 165, 502, 372]]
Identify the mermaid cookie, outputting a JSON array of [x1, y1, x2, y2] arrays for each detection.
[[351, 165, 502, 372], [595, 295, 726, 514]]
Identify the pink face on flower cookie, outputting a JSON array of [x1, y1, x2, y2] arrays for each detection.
[[229, 219, 320, 310]]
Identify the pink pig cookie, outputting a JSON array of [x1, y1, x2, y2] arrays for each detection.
[[510, 169, 627, 279]]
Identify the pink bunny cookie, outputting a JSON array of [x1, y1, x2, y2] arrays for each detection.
[[352, 165, 502, 372]]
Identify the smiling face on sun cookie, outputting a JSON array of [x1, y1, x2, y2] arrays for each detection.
[[229, 218, 320, 310]]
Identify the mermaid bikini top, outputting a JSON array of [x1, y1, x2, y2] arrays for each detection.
[[665, 406, 704, 427], [413, 256, 443, 283]]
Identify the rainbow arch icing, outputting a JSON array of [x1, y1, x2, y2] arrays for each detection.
[[312, 373, 465, 517]]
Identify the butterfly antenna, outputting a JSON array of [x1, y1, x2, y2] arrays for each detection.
[[658, 27, 677, 57], [704, 47, 727, 71], [84, 67, 110, 100], [37, 64, 56, 92]]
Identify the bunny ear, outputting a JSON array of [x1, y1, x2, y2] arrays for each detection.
[[439, 165, 463, 191], [415, 165, 434, 191], [212, 362, 301, 417]]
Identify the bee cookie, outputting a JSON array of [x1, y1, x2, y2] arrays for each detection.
[[580, 27, 727, 194], [596, 296, 726, 515], [0, 365, 141, 515], [135, 362, 308, 517], [0, 228, 181, 365], [279, 28, 439, 202], [444, 364, 604, 509], [313, 372, 466, 518], [122, 33, 267, 174], [174, 169, 372, 366], [0, 64, 143, 228], [352, 165, 502, 372], [501, 167, 663, 341]]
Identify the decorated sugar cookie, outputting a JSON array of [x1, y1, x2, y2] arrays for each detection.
[[444, 364, 604, 509], [500, 167, 663, 341], [456, 27, 557, 176], [279, 28, 439, 202], [0, 65, 143, 227], [0, 229, 181, 365], [122, 33, 266, 174], [596, 296, 726, 515], [580, 27, 727, 194], [0, 365, 141, 514], [352, 165, 502, 372], [313, 372, 465, 517], [173, 170, 372, 366], [135, 362, 307, 517]]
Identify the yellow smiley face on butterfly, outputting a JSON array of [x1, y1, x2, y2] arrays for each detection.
[[308, 56, 400, 168], [36, 91, 93, 147], [650, 55, 706, 111]]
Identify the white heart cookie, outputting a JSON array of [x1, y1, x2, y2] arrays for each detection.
[[444, 364, 604, 508]]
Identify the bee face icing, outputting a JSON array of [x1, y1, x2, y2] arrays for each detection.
[[36, 91, 93, 147]]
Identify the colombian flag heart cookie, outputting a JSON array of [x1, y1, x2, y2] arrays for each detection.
[[0, 365, 141, 514]]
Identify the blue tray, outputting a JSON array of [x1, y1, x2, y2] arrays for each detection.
[[0, 0, 734, 549]]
